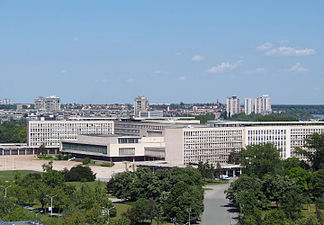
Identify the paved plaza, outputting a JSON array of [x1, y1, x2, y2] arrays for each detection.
[[0, 155, 126, 181]]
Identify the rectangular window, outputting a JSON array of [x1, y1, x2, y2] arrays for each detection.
[[119, 148, 135, 156]]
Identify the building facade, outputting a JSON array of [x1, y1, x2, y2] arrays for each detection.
[[226, 96, 241, 118], [244, 98, 254, 115], [134, 96, 149, 117], [61, 134, 165, 162], [28, 119, 114, 148], [35, 96, 61, 111], [254, 95, 271, 115], [166, 121, 324, 166]]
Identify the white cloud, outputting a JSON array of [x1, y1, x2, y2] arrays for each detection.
[[246, 68, 266, 74], [102, 79, 108, 83], [179, 76, 186, 81], [266, 47, 316, 56], [207, 60, 242, 73], [73, 37, 79, 41], [60, 69, 67, 73], [279, 40, 289, 44], [175, 52, 182, 56], [192, 55, 204, 62], [290, 62, 308, 73], [126, 78, 134, 83], [256, 42, 272, 51]]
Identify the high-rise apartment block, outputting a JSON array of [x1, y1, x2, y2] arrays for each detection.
[[1, 98, 12, 105], [35, 96, 61, 111], [255, 95, 272, 115], [134, 96, 148, 117], [244, 98, 254, 115], [226, 96, 241, 117]]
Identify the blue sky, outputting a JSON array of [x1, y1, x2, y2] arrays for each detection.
[[0, 1, 323, 104]]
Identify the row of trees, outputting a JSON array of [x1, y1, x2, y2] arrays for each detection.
[[107, 167, 204, 224], [226, 133, 324, 224], [0, 119, 27, 143]]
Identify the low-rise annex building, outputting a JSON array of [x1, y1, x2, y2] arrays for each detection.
[[60, 134, 165, 162]]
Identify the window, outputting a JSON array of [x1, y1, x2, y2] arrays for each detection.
[[119, 148, 135, 156]]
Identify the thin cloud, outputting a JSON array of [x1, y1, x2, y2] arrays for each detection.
[[290, 62, 308, 73], [192, 55, 205, 62], [60, 69, 67, 73], [266, 47, 316, 56], [73, 37, 79, 41], [279, 40, 289, 44], [246, 68, 266, 74], [126, 78, 134, 83], [175, 52, 182, 56], [208, 60, 242, 73], [256, 42, 272, 51], [102, 79, 108, 83], [179, 76, 186, 81]]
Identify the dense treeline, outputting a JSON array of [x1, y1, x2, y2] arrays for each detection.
[[225, 134, 324, 225], [0, 105, 17, 110], [272, 105, 324, 114], [228, 111, 313, 121], [107, 167, 204, 224], [0, 120, 27, 143]]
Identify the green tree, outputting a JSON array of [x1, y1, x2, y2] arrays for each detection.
[[312, 168, 324, 199], [240, 143, 282, 178], [296, 133, 324, 171], [1, 207, 34, 222]]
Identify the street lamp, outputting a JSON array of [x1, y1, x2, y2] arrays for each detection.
[[35, 210, 43, 223], [102, 206, 115, 224], [186, 207, 192, 225], [0, 185, 11, 198], [46, 194, 57, 217]]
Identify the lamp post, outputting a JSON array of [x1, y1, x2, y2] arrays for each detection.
[[46, 194, 57, 217], [35, 210, 43, 223], [186, 207, 192, 225], [0, 185, 11, 198], [102, 206, 115, 224]]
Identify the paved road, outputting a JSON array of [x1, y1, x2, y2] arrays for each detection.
[[201, 183, 238, 225]]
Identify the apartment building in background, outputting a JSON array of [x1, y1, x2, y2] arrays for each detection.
[[1, 98, 12, 105], [226, 96, 241, 118], [34, 96, 61, 112], [255, 95, 272, 115], [134, 96, 149, 117], [28, 119, 114, 148], [244, 98, 254, 115]]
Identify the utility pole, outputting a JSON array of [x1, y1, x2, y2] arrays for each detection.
[[0, 185, 11, 198], [46, 194, 57, 217]]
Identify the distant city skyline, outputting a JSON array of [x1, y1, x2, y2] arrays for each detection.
[[0, 1, 323, 104]]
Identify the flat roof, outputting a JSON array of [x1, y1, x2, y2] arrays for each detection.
[[208, 120, 324, 126]]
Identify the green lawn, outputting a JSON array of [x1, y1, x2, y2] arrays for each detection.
[[203, 179, 228, 185], [0, 170, 40, 182], [66, 180, 106, 190]]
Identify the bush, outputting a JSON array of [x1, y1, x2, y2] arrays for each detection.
[[37, 155, 53, 160], [65, 165, 96, 182], [101, 162, 114, 167], [82, 157, 91, 165]]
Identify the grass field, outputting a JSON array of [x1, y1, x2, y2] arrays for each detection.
[[0, 170, 40, 182]]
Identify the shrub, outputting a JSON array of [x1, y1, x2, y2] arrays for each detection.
[[101, 162, 114, 167], [82, 157, 91, 165]]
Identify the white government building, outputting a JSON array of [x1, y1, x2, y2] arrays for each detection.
[[23, 118, 324, 166]]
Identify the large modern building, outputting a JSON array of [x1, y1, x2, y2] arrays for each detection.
[[114, 118, 200, 137], [134, 96, 149, 117], [165, 121, 324, 166], [34, 96, 61, 112], [60, 134, 165, 162], [226, 96, 241, 118], [27, 119, 114, 148]]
